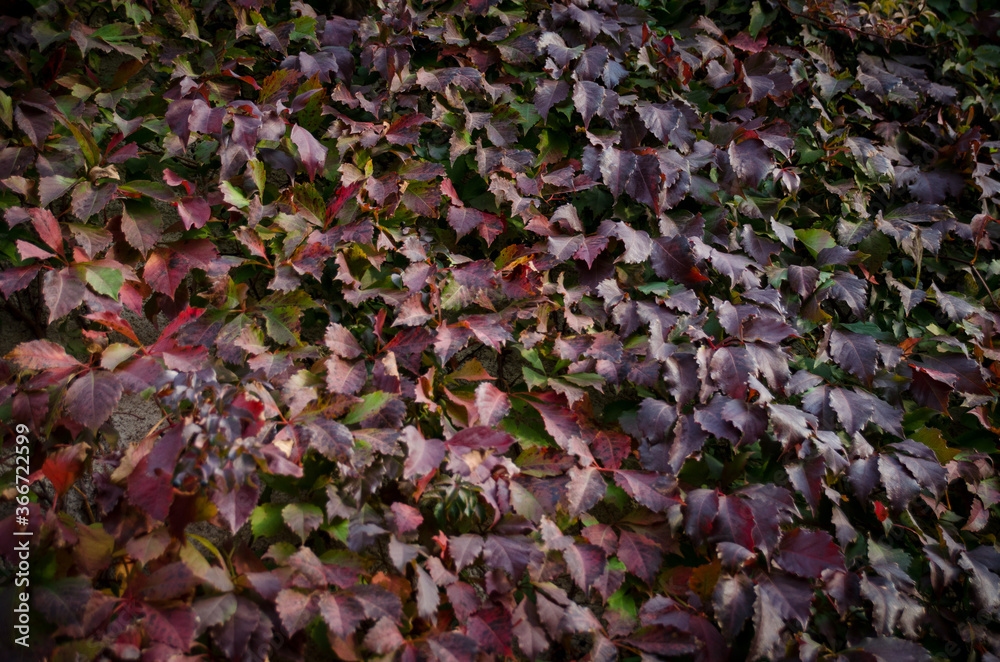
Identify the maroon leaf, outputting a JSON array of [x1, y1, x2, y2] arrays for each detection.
[[729, 138, 772, 187], [484, 535, 539, 579], [564, 466, 606, 517], [829, 329, 878, 385], [709, 347, 755, 399], [617, 531, 663, 584], [535, 80, 571, 122], [0, 265, 42, 298], [43, 268, 86, 322], [751, 573, 814, 659], [614, 470, 678, 512], [178, 196, 211, 230], [599, 148, 637, 198], [306, 419, 354, 461], [325, 323, 364, 359], [365, 618, 405, 654], [776, 528, 845, 578], [449, 534, 484, 572], [427, 632, 479, 662], [447, 426, 514, 453], [563, 543, 606, 593], [143, 605, 197, 649], [636, 101, 695, 151], [713, 494, 755, 550], [713, 574, 755, 637], [573, 80, 606, 129], [466, 606, 514, 656], [319, 592, 364, 639], [448, 206, 489, 238], [325, 356, 367, 395], [64, 370, 122, 431], [121, 200, 163, 257], [215, 481, 260, 533], [685, 488, 719, 545], [291, 123, 328, 182]]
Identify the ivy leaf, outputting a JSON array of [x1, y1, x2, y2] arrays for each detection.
[[177, 196, 211, 230], [64, 370, 122, 430], [614, 470, 678, 512], [564, 466, 606, 517], [82, 265, 123, 300], [563, 543, 606, 593], [751, 573, 814, 659], [713, 494, 756, 550], [402, 426, 445, 480], [829, 329, 878, 386], [0, 265, 42, 298], [325, 323, 364, 359], [6, 339, 83, 371], [713, 574, 755, 638], [710, 347, 755, 399], [291, 123, 328, 182], [41, 443, 88, 497], [276, 590, 319, 635], [318, 592, 364, 639], [636, 101, 694, 151], [776, 528, 845, 578], [121, 199, 162, 257], [427, 632, 479, 662], [729, 138, 772, 186], [617, 531, 663, 584], [449, 534, 484, 572], [282, 503, 324, 542], [534, 79, 570, 122], [43, 268, 86, 323], [572, 80, 606, 129], [475, 382, 510, 427], [306, 419, 354, 461]]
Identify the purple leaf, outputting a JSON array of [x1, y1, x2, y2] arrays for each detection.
[[617, 531, 663, 584], [563, 543, 606, 593], [614, 470, 678, 512], [43, 268, 86, 323], [685, 488, 719, 545], [728, 138, 772, 187], [319, 592, 364, 639], [709, 347, 755, 399], [573, 80, 606, 129], [64, 370, 122, 430], [534, 80, 570, 122], [776, 528, 845, 578], [291, 123, 328, 182], [830, 329, 878, 385], [564, 466, 606, 517]]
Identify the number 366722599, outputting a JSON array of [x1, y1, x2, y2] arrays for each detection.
[[14, 423, 32, 519]]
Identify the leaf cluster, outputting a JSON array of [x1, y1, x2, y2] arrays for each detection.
[[1, 0, 1000, 660]]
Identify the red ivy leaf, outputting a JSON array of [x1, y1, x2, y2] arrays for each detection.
[[776, 528, 845, 579], [41, 443, 88, 497], [64, 370, 123, 430], [617, 531, 663, 584]]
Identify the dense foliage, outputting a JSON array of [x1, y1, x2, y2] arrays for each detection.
[[1, 0, 1000, 659]]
